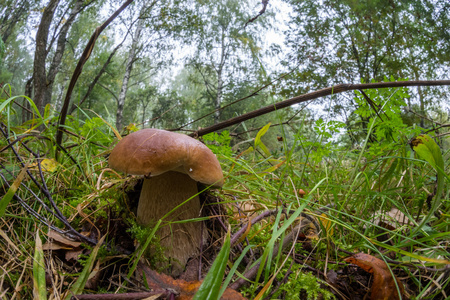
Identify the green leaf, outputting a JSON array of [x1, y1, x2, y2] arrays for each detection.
[[64, 236, 106, 300], [255, 123, 271, 156], [193, 231, 231, 300], [410, 135, 445, 230], [33, 231, 47, 300], [410, 135, 444, 172], [0, 164, 28, 217]]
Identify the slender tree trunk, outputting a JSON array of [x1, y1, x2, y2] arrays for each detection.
[[214, 68, 223, 124], [214, 27, 226, 124], [43, 0, 84, 108], [22, 76, 33, 123], [116, 18, 144, 131], [33, 0, 60, 114], [69, 39, 124, 114]]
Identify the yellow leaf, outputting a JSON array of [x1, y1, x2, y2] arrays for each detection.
[[30, 158, 58, 172], [319, 213, 334, 236]]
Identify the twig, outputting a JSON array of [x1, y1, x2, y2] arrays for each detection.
[[0, 124, 97, 245], [0, 171, 63, 233], [70, 289, 172, 300], [230, 209, 278, 246]]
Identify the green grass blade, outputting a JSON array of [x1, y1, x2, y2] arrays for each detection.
[[64, 235, 105, 300], [193, 231, 231, 300], [0, 164, 28, 217], [33, 231, 47, 300], [127, 219, 161, 279], [218, 244, 254, 298]]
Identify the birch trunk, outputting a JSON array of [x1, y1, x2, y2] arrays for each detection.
[[116, 18, 144, 131], [214, 27, 227, 124]]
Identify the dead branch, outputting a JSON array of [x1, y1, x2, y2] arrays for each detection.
[[189, 80, 450, 137]]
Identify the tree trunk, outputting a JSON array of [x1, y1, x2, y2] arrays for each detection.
[[69, 40, 124, 114], [116, 18, 144, 131], [33, 0, 60, 114], [213, 27, 227, 124], [43, 0, 84, 108], [22, 76, 33, 123]]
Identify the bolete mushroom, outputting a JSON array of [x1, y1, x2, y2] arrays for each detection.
[[109, 128, 223, 275]]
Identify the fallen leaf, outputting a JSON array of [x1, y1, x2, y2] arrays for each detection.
[[65, 248, 83, 262], [48, 230, 82, 247], [373, 208, 412, 231], [29, 158, 58, 172], [137, 263, 246, 300], [42, 230, 82, 251], [344, 253, 404, 300]]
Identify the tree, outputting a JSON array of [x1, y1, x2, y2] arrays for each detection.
[[116, 17, 144, 131], [0, 0, 34, 44], [282, 0, 450, 143], [33, 0, 87, 114], [186, 0, 270, 124]]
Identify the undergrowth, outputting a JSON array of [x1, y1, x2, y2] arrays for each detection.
[[0, 82, 449, 299]]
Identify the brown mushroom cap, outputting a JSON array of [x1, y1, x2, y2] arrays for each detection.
[[109, 128, 224, 187]]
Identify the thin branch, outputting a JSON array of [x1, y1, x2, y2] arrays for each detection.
[[189, 80, 450, 137], [245, 0, 269, 28], [0, 124, 97, 245]]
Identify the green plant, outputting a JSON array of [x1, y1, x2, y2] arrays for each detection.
[[203, 130, 233, 157], [274, 270, 335, 300]]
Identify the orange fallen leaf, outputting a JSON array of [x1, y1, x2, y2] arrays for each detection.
[[344, 253, 403, 300], [138, 263, 245, 299]]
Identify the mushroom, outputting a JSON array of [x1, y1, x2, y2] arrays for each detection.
[[109, 128, 223, 275]]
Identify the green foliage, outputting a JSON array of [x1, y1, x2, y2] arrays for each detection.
[[126, 219, 168, 269], [0, 37, 5, 62], [353, 77, 411, 140], [274, 270, 335, 300], [203, 130, 233, 157]]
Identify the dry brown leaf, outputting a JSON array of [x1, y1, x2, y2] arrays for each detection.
[[46, 230, 82, 247], [42, 230, 82, 251], [65, 248, 83, 262], [344, 253, 404, 300], [372, 208, 412, 231], [138, 264, 246, 300]]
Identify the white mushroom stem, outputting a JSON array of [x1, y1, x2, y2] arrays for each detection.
[[137, 171, 206, 275]]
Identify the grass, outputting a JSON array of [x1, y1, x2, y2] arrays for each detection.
[[0, 91, 449, 299]]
